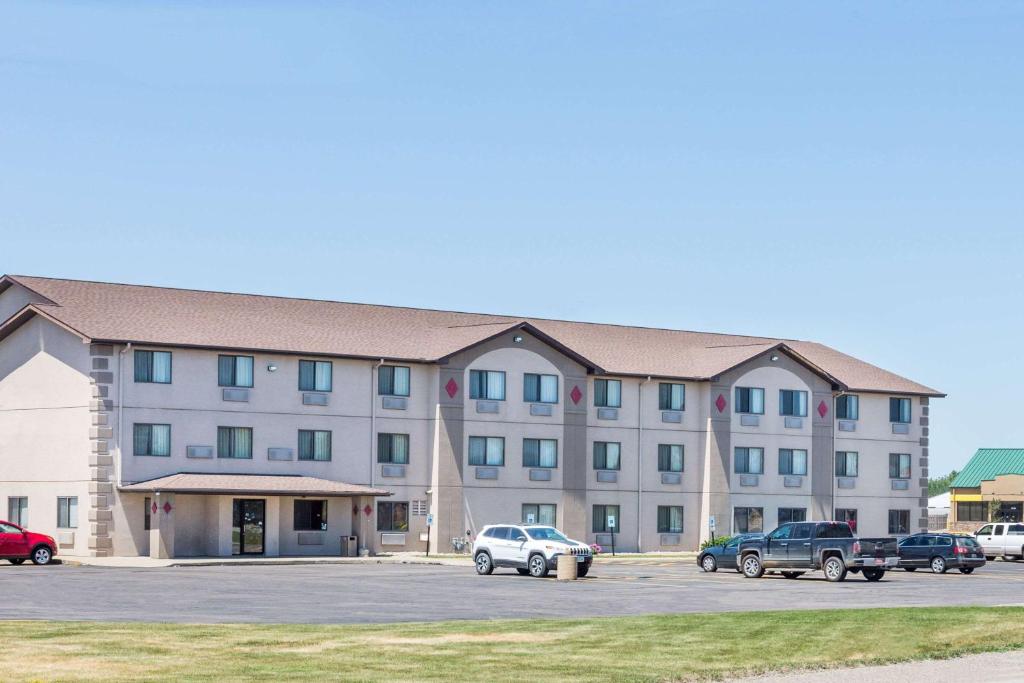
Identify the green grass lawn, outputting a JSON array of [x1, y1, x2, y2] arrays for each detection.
[[4, 608, 1023, 682]]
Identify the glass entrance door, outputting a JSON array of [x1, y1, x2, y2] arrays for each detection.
[[232, 499, 265, 555]]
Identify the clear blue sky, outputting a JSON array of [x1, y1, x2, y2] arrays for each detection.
[[3, 2, 1022, 476]]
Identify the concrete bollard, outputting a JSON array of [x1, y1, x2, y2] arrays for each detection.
[[556, 554, 578, 581]]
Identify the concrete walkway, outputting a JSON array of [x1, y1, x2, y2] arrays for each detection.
[[731, 650, 1024, 682]]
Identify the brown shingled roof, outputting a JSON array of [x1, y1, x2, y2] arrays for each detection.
[[0, 274, 943, 396]]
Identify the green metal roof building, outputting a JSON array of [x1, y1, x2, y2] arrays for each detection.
[[950, 449, 1024, 527]]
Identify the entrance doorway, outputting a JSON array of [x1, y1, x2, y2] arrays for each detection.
[[232, 499, 265, 555]]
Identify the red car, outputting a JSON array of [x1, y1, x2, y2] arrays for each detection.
[[0, 520, 57, 565]]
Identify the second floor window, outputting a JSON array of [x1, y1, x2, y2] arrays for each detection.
[[217, 426, 253, 459], [658, 383, 685, 411], [779, 390, 808, 417], [735, 447, 764, 474], [134, 350, 172, 384], [836, 394, 859, 420], [835, 451, 859, 477], [469, 370, 506, 400], [522, 438, 558, 468], [778, 449, 807, 476], [298, 430, 332, 461], [593, 441, 621, 470], [889, 453, 911, 479], [377, 433, 410, 464], [734, 387, 764, 414], [133, 424, 171, 457], [594, 379, 622, 408], [890, 397, 911, 424], [468, 436, 505, 466], [298, 360, 332, 392], [657, 506, 684, 533], [378, 365, 411, 396], [657, 444, 683, 472], [218, 355, 254, 388], [524, 373, 558, 404]]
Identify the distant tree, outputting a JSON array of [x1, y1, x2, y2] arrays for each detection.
[[928, 470, 959, 497]]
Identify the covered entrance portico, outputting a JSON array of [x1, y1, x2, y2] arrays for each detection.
[[119, 473, 391, 559]]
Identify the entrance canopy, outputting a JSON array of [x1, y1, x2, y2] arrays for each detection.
[[120, 473, 391, 498]]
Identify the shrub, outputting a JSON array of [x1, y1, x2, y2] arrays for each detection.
[[699, 535, 733, 551]]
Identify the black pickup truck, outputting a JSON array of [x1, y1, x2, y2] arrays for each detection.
[[737, 521, 899, 582]]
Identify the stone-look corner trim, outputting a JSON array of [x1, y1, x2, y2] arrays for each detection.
[[917, 397, 930, 531], [88, 343, 115, 556]]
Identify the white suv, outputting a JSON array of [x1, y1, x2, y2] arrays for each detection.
[[473, 524, 593, 577]]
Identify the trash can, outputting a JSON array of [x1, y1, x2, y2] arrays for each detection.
[[340, 535, 358, 557], [556, 554, 578, 581]]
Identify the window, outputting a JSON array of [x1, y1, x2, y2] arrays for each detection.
[[377, 433, 410, 464], [592, 504, 620, 533], [7, 497, 27, 526], [218, 355, 254, 388], [57, 496, 78, 529], [594, 379, 622, 408], [888, 509, 910, 534], [294, 500, 327, 531], [658, 383, 685, 411], [523, 439, 558, 468], [734, 447, 764, 474], [836, 395, 859, 420], [378, 365, 411, 397], [778, 449, 808, 476], [778, 508, 807, 525], [817, 522, 853, 539], [134, 350, 172, 384], [469, 370, 506, 400], [144, 497, 151, 532], [524, 373, 559, 404], [835, 451, 859, 477], [890, 397, 911, 423], [468, 437, 505, 466], [133, 424, 171, 457], [298, 360, 332, 392], [593, 442, 621, 470], [791, 524, 813, 540], [834, 508, 858, 532], [377, 501, 409, 531], [522, 503, 557, 526], [889, 453, 911, 479], [779, 390, 808, 417], [657, 444, 684, 472], [734, 387, 765, 414], [657, 506, 684, 533], [298, 430, 332, 461], [957, 502, 987, 522], [217, 427, 253, 459], [977, 525, 993, 536], [734, 507, 763, 533]]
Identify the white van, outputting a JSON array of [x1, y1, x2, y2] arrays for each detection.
[[975, 523, 1024, 560]]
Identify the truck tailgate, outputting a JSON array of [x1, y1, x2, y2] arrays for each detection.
[[856, 537, 898, 558]]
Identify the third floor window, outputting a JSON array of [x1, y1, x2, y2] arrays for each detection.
[[469, 370, 506, 401], [378, 365, 411, 397], [134, 350, 172, 384], [890, 397, 911, 424], [836, 394, 859, 420], [298, 360, 332, 392], [734, 387, 764, 415], [779, 390, 807, 417], [594, 379, 622, 408], [218, 355, 254, 388], [658, 383, 685, 411], [523, 373, 558, 404]]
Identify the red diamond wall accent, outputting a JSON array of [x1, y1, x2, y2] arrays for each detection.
[[162, 501, 173, 514], [151, 501, 158, 515], [445, 378, 459, 398], [363, 505, 373, 517], [817, 400, 829, 418], [570, 385, 583, 404], [715, 394, 727, 413]]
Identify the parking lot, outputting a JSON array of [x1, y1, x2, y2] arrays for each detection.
[[2, 558, 1023, 624]]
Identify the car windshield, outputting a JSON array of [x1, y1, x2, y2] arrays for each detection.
[[525, 527, 570, 542]]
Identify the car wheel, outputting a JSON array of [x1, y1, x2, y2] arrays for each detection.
[[741, 554, 764, 579], [930, 556, 946, 574], [959, 567, 975, 575], [700, 555, 718, 573], [781, 571, 803, 579], [516, 568, 530, 576], [8, 558, 26, 565], [577, 565, 589, 578], [823, 556, 847, 582], [863, 568, 884, 582], [474, 551, 494, 575], [904, 567, 917, 572], [30, 546, 52, 566], [528, 554, 549, 578]]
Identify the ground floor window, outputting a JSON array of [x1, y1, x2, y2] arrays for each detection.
[[57, 496, 78, 529], [7, 496, 27, 526], [888, 509, 910, 534], [834, 508, 858, 532], [957, 501, 987, 522], [777, 507, 806, 525], [378, 501, 409, 531], [657, 506, 683, 533], [294, 500, 328, 531], [144, 497, 151, 531], [995, 502, 1023, 523], [593, 504, 620, 533], [734, 507, 763, 533], [522, 503, 557, 526]]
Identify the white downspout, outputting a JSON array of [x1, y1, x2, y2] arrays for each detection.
[[638, 375, 651, 551], [370, 359, 384, 489], [117, 342, 132, 488]]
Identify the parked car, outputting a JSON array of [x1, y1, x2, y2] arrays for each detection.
[[698, 533, 764, 573], [473, 524, 592, 577], [975, 522, 1024, 561], [898, 533, 986, 574], [0, 520, 57, 565], [737, 521, 899, 582]]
